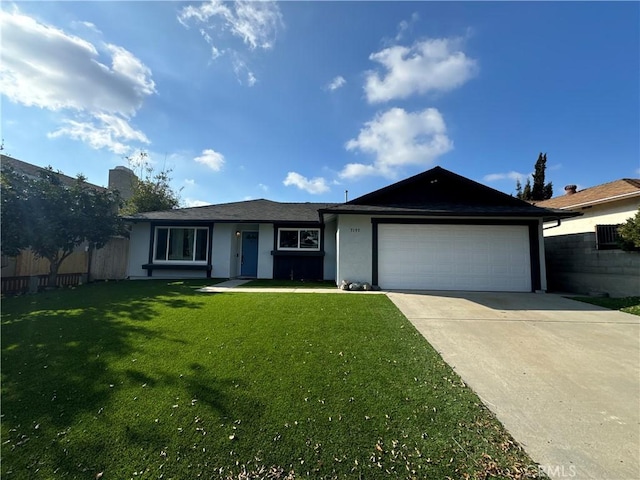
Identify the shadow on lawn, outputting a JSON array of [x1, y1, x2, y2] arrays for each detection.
[[0, 280, 212, 477]]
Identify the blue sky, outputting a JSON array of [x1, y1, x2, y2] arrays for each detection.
[[1, 1, 638, 206]]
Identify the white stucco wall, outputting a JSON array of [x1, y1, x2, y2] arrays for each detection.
[[127, 222, 276, 280], [222, 224, 273, 278], [127, 222, 150, 278], [128, 222, 212, 280], [257, 223, 274, 279], [211, 223, 233, 278], [323, 220, 337, 282], [336, 215, 373, 284], [544, 198, 639, 237]]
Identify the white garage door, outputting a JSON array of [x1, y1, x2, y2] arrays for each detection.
[[378, 224, 531, 292]]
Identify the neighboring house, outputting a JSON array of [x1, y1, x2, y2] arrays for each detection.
[[1, 154, 110, 191], [535, 179, 640, 297], [127, 166, 574, 292], [0, 155, 135, 288]]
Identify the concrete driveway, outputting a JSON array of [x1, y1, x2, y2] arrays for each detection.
[[387, 291, 640, 480]]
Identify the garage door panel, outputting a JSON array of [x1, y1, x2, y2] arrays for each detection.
[[378, 224, 531, 292]]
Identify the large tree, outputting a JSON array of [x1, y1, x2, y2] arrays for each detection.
[[1, 166, 123, 286], [121, 152, 181, 214], [516, 153, 553, 201]]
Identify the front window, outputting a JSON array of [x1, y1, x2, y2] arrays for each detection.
[[154, 227, 208, 262], [278, 228, 320, 251]]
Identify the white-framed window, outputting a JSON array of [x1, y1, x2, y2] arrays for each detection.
[[154, 227, 208, 262], [278, 228, 320, 251]]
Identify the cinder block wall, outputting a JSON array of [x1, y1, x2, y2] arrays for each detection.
[[545, 233, 640, 297]]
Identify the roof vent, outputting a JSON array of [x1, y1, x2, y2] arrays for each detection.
[[564, 184, 577, 195]]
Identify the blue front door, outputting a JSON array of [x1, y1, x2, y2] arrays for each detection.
[[241, 231, 259, 277]]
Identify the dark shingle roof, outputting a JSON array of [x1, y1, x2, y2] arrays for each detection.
[[1, 154, 106, 192], [127, 199, 333, 224], [127, 166, 580, 224]]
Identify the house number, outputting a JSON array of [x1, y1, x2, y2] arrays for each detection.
[[350, 228, 360, 233]]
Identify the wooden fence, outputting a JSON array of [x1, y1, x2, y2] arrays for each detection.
[[1, 273, 85, 294], [1, 237, 129, 294], [90, 237, 129, 280]]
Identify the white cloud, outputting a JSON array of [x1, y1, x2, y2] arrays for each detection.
[[364, 37, 477, 103], [194, 149, 225, 171], [0, 8, 155, 153], [48, 113, 150, 154], [184, 198, 211, 207], [179, 1, 282, 84], [231, 55, 258, 86], [483, 171, 528, 183], [394, 12, 419, 42], [283, 172, 330, 194], [178, 0, 283, 50], [325, 75, 346, 92], [71, 20, 102, 34], [258, 183, 269, 192], [210, 44, 222, 60], [342, 107, 453, 179], [0, 11, 155, 115], [184, 178, 196, 186]]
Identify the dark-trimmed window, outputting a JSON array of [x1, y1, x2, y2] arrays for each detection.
[[277, 228, 320, 251], [595, 224, 621, 250], [154, 227, 208, 262]]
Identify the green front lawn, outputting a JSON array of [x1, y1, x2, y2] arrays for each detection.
[[569, 296, 640, 316], [2, 281, 541, 479]]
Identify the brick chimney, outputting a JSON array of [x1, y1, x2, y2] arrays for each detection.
[[564, 184, 577, 195], [108, 166, 137, 202]]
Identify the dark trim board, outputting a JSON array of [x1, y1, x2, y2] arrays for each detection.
[[208, 224, 214, 277], [370, 217, 541, 291], [371, 218, 539, 226], [146, 224, 155, 277], [271, 251, 325, 257], [528, 224, 542, 291], [142, 263, 212, 272]]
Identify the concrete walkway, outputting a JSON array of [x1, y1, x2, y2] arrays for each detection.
[[387, 291, 640, 480], [198, 280, 384, 294], [196, 282, 640, 479]]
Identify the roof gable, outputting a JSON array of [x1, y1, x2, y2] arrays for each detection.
[[535, 178, 640, 210], [321, 166, 576, 219], [349, 166, 528, 208]]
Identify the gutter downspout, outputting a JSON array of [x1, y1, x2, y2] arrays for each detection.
[[543, 218, 562, 230]]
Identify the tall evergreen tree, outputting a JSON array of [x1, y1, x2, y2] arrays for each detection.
[[531, 153, 553, 200], [516, 153, 553, 201]]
